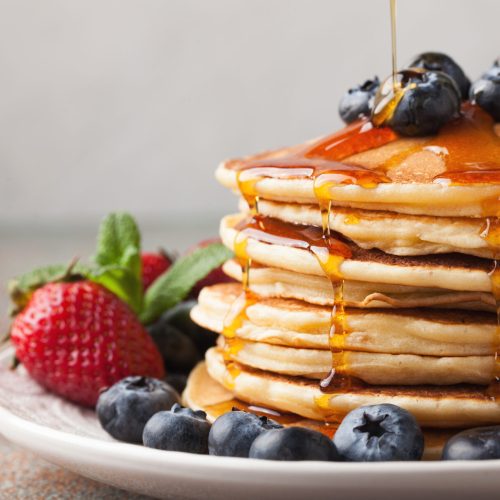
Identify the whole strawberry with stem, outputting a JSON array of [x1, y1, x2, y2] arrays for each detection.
[[8, 212, 232, 407], [10, 281, 164, 407]]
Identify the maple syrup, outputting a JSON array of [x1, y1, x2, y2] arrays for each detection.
[[223, 0, 500, 410], [204, 398, 338, 438], [232, 215, 357, 393]]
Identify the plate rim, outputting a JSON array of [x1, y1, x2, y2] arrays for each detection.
[[1, 345, 500, 479]]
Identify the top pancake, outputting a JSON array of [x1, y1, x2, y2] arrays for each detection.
[[216, 110, 500, 217]]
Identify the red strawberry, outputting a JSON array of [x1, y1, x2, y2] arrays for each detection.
[[141, 252, 173, 290], [10, 280, 165, 407]]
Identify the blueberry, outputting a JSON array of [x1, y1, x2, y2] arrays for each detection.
[[470, 60, 500, 122], [147, 322, 201, 373], [97, 376, 180, 443], [163, 300, 218, 353], [333, 404, 424, 461], [373, 69, 461, 136], [208, 409, 283, 457], [249, 427, 340, 461], [338, 77, 380, 124], [164, 373, 188, 395], [442, 426, 500, 460], [143, 403, 211, 454], [408, 52, 470, 99]]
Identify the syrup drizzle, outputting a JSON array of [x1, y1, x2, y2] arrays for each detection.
[[232, 215, 357, 396], [230, 106, 500, 188], [223, 0, 500, 408], [204, 398, 338, 438], [220, 171, 261, 388]]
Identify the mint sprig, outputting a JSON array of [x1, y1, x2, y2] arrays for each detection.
[[9, 212, 233, 325], [90, 213, 143, 314], [140, 243, 232, 324]]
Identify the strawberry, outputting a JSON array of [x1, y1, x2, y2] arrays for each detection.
[[10, 281, 165, 407], [141, 251, 173, 290], [8, 212, 231, 407]]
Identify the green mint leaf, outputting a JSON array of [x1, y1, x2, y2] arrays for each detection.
[[88, 264, 143, 314], [140, 243, 232, 324], [95, 212, 141, 269], [92, 213, 142, 313]]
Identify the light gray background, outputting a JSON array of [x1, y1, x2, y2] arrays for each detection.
[[1, 0, 499, 229], [0, 0, 499, 328]]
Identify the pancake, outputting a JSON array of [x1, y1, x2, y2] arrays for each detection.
[[213, 336, 494, 386], [183, 361, 455, 460], [242, 199, 496, 258], [221, 214, 495, 293], [193, 283, 497, 356], [216, 108, 500, 217], [204, 347, 500, 428], [223, 259, 495, 311]]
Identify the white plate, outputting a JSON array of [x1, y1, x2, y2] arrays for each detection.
[[0, 346, 499, 500]]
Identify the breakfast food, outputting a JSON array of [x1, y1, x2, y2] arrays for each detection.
[[189, 51, 500, 451], [11, 280, 165, 407], [7, 212, 230, 407], [142, 403, 212, 454], [97, 376, 180, 443]]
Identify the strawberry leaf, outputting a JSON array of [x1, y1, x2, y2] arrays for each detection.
[[92, 213, 142, 313], [140, 243, 232, 324], [8, 262, 89, 313]]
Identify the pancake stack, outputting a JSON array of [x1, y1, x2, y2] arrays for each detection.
[[191, 104, 500, 430]]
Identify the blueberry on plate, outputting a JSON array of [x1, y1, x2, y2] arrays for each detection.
[[147, 320, 201, 374], [249, 427, 340, 461], [470, 59, 500, 122], [162, 300, 218, 353], [372, 68, 461, 136], [97, 376, 180, 443], [208, 409, 282, 457], [408, 52, 470, 99], [333, 404, 424, 461], [442, 426, 500, 460], [143, 403, 211, 454], [164, 372, 188, 395], [338, 77, 380, 124]]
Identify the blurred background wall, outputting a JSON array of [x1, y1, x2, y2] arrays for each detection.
[[0, 0, 499, 327], [1, 0, 499, 230]]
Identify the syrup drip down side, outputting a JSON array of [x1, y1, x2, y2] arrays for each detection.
[[220, 173, 260, 389]]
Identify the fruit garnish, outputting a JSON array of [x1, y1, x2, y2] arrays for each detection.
[[141, 251, 174, 291], [249, 427, 339, 461], [97, 376, 180, 443], [407, 52, 471, 99], [442, 425, 500, 460], [142, 403, 211, 454], [208, 408, 282, 457], [7, 212, 232, 406], [372, 68, 461, 136], [187, 238, 234, 299], [139, 241, 232, 324], [332, 404, 424, 461], [10, 281, 165, 407], [470, 59, 500, 122], [338, 77, 380, 124]]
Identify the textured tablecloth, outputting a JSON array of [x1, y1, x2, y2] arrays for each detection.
[[0, 436, 152, 499]]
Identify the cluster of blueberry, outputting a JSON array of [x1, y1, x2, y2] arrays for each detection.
[[96, 376, 500, 461], [339, 52, 499, 136], [146, 301, 217, 394]]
